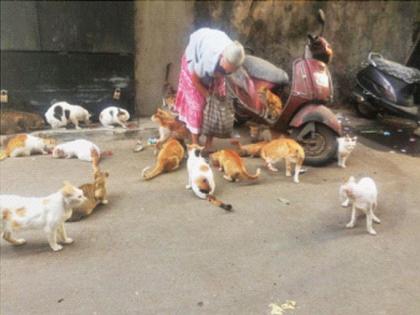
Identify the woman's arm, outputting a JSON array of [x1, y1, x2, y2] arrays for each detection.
[[191, 71, 209, 98]]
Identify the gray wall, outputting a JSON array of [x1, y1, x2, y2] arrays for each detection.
[[134, 1, 419, 116]]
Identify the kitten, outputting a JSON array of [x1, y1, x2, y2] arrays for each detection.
[[210, 149, 261, 182], [258, 87, 283, 121], [186, 144, 232, 211], [339, 176, 380, 235], [142, 138, 185, 180], [260, 138, 305, 183], [0, 134, 56, 161], [99, 106, 130, 129], [230, 139, 268, 157], [52, 139, 101, 162], [45, 101, 91, 129], [0, 181, 86, 251], [151, 108, 190, 152], [162, 63, 177, 111], [0, 111, 45, 135], [337, 135, 357, 168], [68, 150, 109, 221]]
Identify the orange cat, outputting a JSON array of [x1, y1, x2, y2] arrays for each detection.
[[151, 108, 190, 151], [0, 134, 56, 160], [230, 139, 268, 158], [141, 138, 185, 180], [0, 111, 45, 135], [210, 149, 261, 182], [258, 87, 283, 121], [260, 138, 305, 183], [67, 150, 109, 222]]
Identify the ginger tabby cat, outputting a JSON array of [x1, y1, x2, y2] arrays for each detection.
[[68, 150, 109, 222], [210, 149, 261, 182], [230, 139, 268, 158], [142, 138, 185, 180], [260, 138, 305, 183]]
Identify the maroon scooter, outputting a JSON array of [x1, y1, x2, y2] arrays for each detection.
[[227, 9, 342, 166]]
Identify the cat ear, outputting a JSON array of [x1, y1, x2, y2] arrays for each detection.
[[61, 181, 74, 197]]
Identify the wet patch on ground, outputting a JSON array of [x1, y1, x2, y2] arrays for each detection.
[[336, 110, 420, 157]]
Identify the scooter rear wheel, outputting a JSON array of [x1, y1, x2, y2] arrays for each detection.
[[292, 123, 338, 166]]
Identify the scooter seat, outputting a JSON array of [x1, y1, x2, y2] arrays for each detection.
[[369, 52, 420, 84], [242, 55, 289, 86]]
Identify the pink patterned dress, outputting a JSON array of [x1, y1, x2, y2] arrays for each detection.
[[175, 55, 226, 134]]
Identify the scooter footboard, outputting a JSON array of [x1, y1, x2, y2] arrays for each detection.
[[289, 104, 342, 136]]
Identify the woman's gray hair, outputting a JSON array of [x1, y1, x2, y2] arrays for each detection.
[[222, 41, 245, 67]]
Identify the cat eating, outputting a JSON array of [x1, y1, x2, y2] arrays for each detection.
[[210, 149, 260, 182], [337, 135, 357, 168], [260, 137, 305, 183], [68, 150, 109, 221], [45, 101, 91, 129], [186, 144, 232, 211], [0, 181, 86, 251], [52, 139, 101, 162], [142, 138, 185, 180], [230, 139, 269, 158], [340, 176, 380, 235], [99, 106, 130, 129], [0, 134, 56, 161]]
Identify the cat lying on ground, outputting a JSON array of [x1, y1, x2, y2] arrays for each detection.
[[99, 106, 130, 129], [45, 101, 91, 129], [0, 182, 86, 251], [0, 134, 56, 161], [0, 111, 45, 135], [142, 138, 185, 180], [260, 137, 305, 183], [52, 139, 101, 162], [186, 144, 232, 211], [337, 135, 357, 168], [210, 149, 260, 182], [68, 150, 109, 221], [340, 176, 380, 235]]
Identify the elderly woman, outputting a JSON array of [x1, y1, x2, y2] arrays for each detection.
[[175, 27, 245, 152]]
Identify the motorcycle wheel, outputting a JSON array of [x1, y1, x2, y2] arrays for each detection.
[[355, 102, 378, 119], [292, 123, 338, 166]]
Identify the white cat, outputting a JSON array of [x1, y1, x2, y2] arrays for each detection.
[[0, 182, 86, 251], [337, 135, 357, 168], [339, 176, 380, 235], [186, 144, 232, 211], [52, 139, 100, 162], [99, 106, 130, 129], [45, 101, 91, 129]]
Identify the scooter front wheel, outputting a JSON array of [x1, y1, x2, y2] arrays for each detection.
[[291, 123, 338, 166]]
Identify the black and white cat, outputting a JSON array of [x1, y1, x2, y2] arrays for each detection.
[[99, 106, 130, 129], [45, 102, 91, 129]]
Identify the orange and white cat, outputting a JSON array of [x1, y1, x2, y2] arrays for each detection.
[[260, 138, 305, 183], [0, 134, 56, 161], [68, 150, 109, 221], [230, 139, 268, 158], [210, 149, 260, 182], [186, 144, 232, 211], [142, 138, 185, 180], [0, 182, 86, 251]]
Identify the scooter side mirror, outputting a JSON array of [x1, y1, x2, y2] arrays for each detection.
[[317, 9, 325, 24]]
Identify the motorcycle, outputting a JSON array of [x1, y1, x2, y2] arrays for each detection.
[[352, 52, 420, 125], [227, 9, 341, 166]]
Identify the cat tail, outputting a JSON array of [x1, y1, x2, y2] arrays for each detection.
[[0, 150, 8, 161], [90, 149, 100, 171], [208, 195, 233, 211], [141, 163, 164, 180], [240, 164, 261, 180]]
